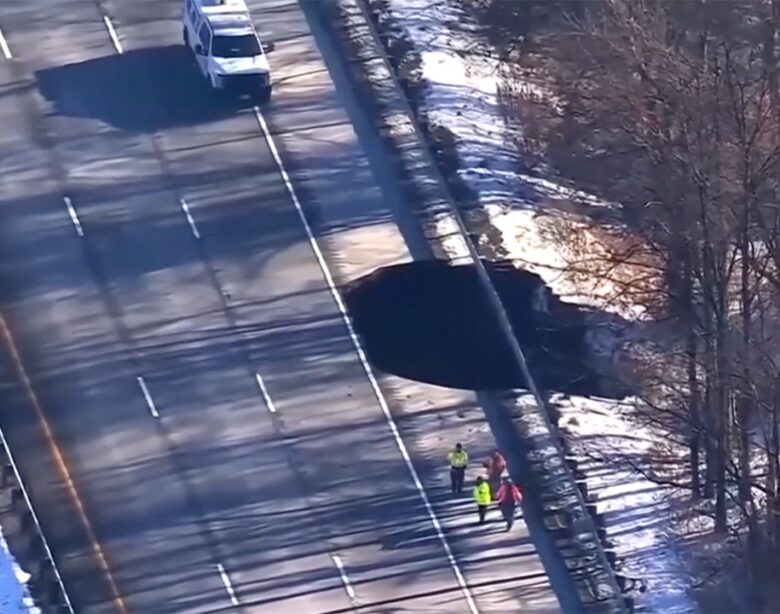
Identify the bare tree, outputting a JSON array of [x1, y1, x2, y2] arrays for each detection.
[[496, 0, 780, 590]]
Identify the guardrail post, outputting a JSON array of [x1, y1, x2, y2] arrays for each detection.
[[1, 462, 14, 488], [604, 549, 618, 568], [19, 508, 33, 533], [10, 485, 23, 512], [27, 532, 44, 561]]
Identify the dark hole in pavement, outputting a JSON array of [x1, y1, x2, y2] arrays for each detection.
[[345, 259, 606, 394]]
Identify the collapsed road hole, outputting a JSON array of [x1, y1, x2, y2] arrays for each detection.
[[344, 259, 602, 393]]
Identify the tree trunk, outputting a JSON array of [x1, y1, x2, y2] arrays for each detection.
[[771, 387, 780, 549], [684, 245, 702, 499], [764, 0, 780, 126], [738, 199, 754, 504], [714, 343, 728, 533], [703, 369, 715, 499], [688, 336, 702, 499]]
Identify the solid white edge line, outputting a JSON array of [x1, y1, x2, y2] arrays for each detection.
[[255, 373, 277, 413], [136, 376, 159, 418], [253, 106, 479, 614], [180, 198, 201, 239], [0, 427, 74, 613], [0, 26, 11, 60], [63, 197, 84, 237], [331, 554, 356, 600], [102, 15, 123, 54], [216, 563, 240, 607]]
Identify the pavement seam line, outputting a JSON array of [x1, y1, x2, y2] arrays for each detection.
[[253, 106, 480, 614], [0, 312, 127, 613]]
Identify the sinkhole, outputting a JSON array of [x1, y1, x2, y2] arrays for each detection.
[[344, 260, 599, 393]]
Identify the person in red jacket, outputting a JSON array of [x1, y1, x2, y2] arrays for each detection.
[[495, 477, 522, 531], [485, 449, 506, 499]]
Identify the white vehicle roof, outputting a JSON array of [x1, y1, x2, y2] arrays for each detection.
[[197, 0, 249, 12], [208, 13, 254, 36], [196, 0, 255, 36]]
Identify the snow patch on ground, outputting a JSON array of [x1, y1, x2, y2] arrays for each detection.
[[556, 395, 693, 614], [396, 0, 656, 322], [385, 0, 698, 611], [483, 204, 652, 320], [0, 525, 36, 614]]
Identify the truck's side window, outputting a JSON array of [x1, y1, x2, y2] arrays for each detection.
[[198, 23, 211, 51]]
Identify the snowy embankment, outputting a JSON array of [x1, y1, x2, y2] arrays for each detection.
[[0, 524, 35, 613], [383, 0, 698, 612]]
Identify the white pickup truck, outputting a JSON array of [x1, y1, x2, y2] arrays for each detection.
[[183, 0, 273, 101]]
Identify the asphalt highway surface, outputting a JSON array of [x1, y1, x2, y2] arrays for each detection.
[[0, 1, 561, 612]]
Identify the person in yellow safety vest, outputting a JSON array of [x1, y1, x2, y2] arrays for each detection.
[[473, 476, 492, 524], [447, 443, 468, 495]]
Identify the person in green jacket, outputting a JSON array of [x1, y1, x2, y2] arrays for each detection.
[[473, 476, 492, 524]]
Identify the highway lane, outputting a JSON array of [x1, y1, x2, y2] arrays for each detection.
[[0, 0, 561, 612], [0, 2, 357, 613], [100, 0, 496, 609], [100, 0, 559, 610], [0, 0, 479, 612], [94, 6, 478, 611], [0, 5, 262, 612], [0, 53, 118, 609], [0, 92, 236, 614]]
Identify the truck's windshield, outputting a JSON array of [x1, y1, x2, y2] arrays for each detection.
[[212, 34, 261, 58]]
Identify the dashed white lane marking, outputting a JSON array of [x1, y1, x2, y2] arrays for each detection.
[[102, 15, 123, 54], [137, 376, 159, 418], [180, 198, 201, 239], [63, 197, 84, 237], [253, 106, 479, 614], [217, 563, 240, 607], [0, 25, 12, 59], [255, 372, 277, 413], [331, 554, 356, 600]]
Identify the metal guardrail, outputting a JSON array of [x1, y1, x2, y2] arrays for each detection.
[[331, 0, 630, 610], [0, 426, 73, 613]]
